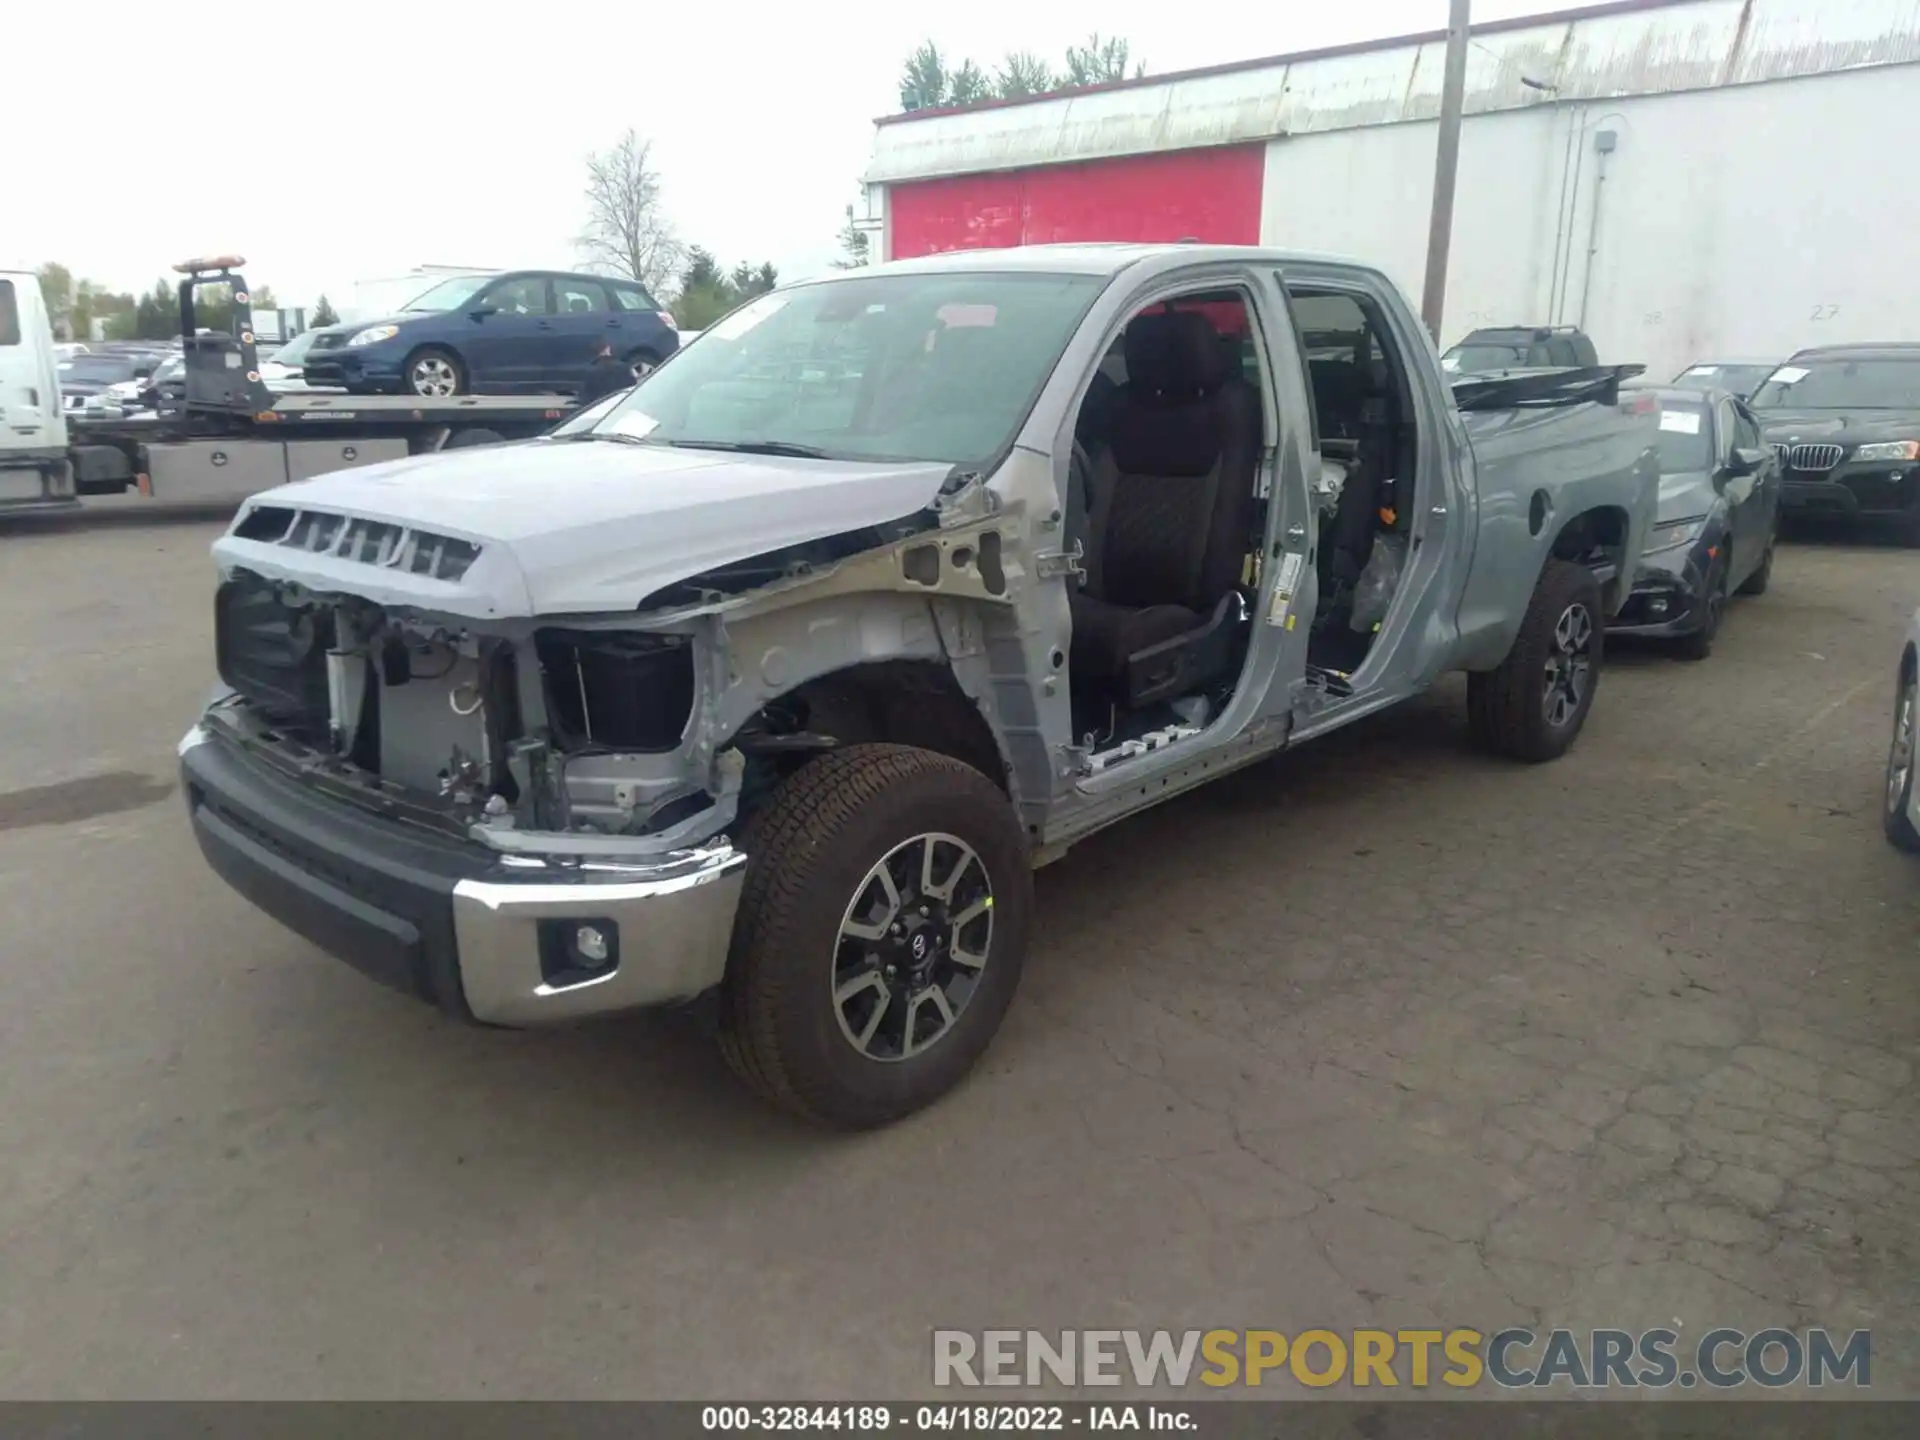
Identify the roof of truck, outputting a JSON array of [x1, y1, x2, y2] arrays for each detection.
[[850, 243, 1362, 278]]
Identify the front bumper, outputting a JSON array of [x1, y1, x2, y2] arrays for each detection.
[[302, 348, 405, 393], [1779, 463, 1920, 522], [179, 723, 746, 1026], [1608, 538, 1712, 637]]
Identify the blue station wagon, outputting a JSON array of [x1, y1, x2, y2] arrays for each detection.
[[302, 269, 680, 397]]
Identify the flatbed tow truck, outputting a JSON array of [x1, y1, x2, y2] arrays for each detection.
[[3, 257, 578, 518]]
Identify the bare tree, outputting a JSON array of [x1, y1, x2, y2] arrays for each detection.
[[577, 129, 683, 293], [833, 204, 871, 269]]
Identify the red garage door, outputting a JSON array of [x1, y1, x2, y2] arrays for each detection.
[[887, 144, 1266, 259]]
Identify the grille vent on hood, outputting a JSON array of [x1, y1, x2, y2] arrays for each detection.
[[234, 504, 483, 582]]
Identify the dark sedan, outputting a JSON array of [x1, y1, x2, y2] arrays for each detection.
[[301, 269, 680, 398], [1752, 344, 1920, 542], [1609, 386, 1782, 660], [1672, 359, 1779, 399]]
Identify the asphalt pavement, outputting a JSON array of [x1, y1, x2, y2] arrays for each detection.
[[1, 507, 1916, 1399]]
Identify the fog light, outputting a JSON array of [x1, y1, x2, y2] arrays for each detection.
[[537, 916, 620, 986]]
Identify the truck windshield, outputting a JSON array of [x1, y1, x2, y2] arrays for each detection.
[[402, 275, 492, 313], [1751, 357, 1920, 410], [591, 271, 1109, 466]]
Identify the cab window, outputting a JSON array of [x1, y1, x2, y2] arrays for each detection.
[[1, 280, 22, 346], [484, 277, 551, 315], [556, 279, 609, 314]]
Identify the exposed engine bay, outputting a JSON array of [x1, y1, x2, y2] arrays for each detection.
[[203, 466, 1027, 860], [211, 565, 738, 856]]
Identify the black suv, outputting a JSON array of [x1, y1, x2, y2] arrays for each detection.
[[1442, 326, 1599, 375], [1751, 343, 1920, 542]]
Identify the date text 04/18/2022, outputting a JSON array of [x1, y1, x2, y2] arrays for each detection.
[[700, 1404, 1196, 1431]]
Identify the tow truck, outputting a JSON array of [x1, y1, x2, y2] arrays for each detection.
[[2, 257, 580, 517]]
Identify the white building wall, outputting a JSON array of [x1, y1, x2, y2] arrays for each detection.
[[1260, 63, 1920, 377]]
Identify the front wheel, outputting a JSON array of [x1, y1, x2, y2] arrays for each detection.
[[1674, 558, 1728, 662], [1467, 560, 1604, 763], [404, 347, 465, 398], [1886, 664, 1920, 853], [1737, 528, 1775, 596], [717, 744, 1032, 1129]]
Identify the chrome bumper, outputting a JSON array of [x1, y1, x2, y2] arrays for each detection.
[[451, 850, 746, 1025], [181, 722, 746, 1026]]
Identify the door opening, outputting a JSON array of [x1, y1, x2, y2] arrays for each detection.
[[1062, 287, 1271, 763]]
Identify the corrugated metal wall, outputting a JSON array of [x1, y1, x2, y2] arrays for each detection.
[[868, 0, 1920, 184]]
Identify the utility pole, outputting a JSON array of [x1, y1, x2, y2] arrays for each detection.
[[1420, 0, 1472, 343]]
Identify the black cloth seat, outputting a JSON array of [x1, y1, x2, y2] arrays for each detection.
[[1314, 364, 1396, 618], [1069, 310, 1260, 701]]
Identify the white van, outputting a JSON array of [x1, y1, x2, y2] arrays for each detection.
[[0, 271, 74, 508]]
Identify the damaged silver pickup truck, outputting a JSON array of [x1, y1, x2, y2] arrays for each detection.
[[181, 245, 1658, 1128]]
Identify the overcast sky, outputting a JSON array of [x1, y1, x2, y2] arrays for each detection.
[[7, 0, 1563, 305]]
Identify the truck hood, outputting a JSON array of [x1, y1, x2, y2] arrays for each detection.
[[215, 438, 955, 618], [1756, 409, 1920, 443]]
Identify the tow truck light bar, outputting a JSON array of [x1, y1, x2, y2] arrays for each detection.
[[174, 255, 247, 275]]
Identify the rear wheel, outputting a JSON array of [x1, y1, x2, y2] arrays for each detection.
[[1886, 662, 1920, 853], [405, 347, 465, 398], [1468, 560, 1603, 763], [717, 744, 1031, 1129], [624, 349, 661, 380]]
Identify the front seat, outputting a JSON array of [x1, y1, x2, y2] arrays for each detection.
[[1070, 310, 1260, 709]]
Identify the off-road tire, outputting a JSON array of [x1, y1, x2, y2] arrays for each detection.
[[1467, 559, 1604, 763], [716, 743, 1031, 1129], [1736, 529, 1775, 596], [1675, 558, 1728, 662]]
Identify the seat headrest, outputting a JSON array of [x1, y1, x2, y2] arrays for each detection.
[[1124, 310, 1229, 396]]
